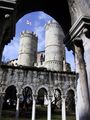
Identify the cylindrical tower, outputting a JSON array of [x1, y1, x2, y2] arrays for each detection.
[[45, 20, 65, 71], [18, 30, 38, 66]]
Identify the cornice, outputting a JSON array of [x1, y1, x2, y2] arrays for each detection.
[[64, 16, 90, 50], [0, 0, 16, 4]]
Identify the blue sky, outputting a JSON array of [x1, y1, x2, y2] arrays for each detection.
[[2, 11, 75, 71]]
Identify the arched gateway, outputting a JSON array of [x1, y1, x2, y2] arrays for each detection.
[[0, 0, 90, 120]]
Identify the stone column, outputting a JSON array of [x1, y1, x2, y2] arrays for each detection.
[[80, 28, 90, 99], [32, 95, 37, 120], [16, 94, 20, 120], [0, 45, 4, 63], [61, 95, 66, 120], [0, 94, 4, 119], [47, 96, 52, 120], [74, 40, 90, 120], [75, 93, 79, 120]]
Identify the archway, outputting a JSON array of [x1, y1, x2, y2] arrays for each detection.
[[36, 87, 48, 119], [1, 11, 75, 71], [16, 0, 71, 34], [66, 89, 75, 120], [52, 88, 62, 120], [2, 11, 53, 63], [2, 85, 17, 119], [20, 86, 32, 118], [0, 0, 71, 63]]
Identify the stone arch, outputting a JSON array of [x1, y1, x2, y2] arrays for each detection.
[[22, 86, 33, 102], [35, 87, 48, 119], [4, 85, 17, 96], [36, 85, 49, 96], [48, 87, 62, 119], [16, 0, 71, 34], [54, 87, 63, 95], [0, 0, 72, 63], [3, 84, 18, 94], [19, 86, 33, 115], [21, 85, 34, 95], [66, 89, 75, 117], [65, 87, 75, 96], [0, 0, 71, 52], [22, 87, 32, 97], [37, 87, 48, 105], [54, 88, 62, 99], [52, 88, 62, 109], [3, 85, 17, 110]]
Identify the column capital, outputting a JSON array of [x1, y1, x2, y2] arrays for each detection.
[[32, 94, 37, 100], [74, 41, 85, 61], [83, 28, 88, 34], [64, 16, 90, 50], [82, 28, 90, 38], [61, 94, 67, 100], [47, 95, 52, 100], [73, 37, 82, 46], [16, 93, 21, 98]]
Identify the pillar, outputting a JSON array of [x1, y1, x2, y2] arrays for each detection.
[[47, 96, 52, 120], [61, 95, 66, 120], [80, 28, 90, 99], [75, 93, 79, 120], [0, 94, 4, 119], [16, 94, 20, 120], [0, 45, 4, 63], [32, 95, 37, 120], [74, 40, 90, 120]]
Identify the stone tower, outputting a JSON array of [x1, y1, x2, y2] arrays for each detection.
[[44, 20, 65, 71], [18, 30, 38, 66]]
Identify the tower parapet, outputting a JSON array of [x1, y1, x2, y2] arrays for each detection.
[[45, 20, 63, 31], [18, 30, 38, 66], [44, 20, 65, 71], [20, 30, 38, 38]]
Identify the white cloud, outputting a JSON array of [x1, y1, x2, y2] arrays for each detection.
[[33, 12, 54, 52], [26, 20, 32, 25], [38, 12, 52, 20], [32, 12, 53, 51]]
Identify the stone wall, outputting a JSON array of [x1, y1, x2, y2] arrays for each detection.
[[0, 65, 77, 96]]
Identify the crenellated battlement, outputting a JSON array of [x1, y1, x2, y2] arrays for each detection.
[[20, 30, 38, 39], [45, 19, 62, 31]]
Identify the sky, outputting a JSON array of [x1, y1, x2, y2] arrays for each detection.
[[2, 11, 75, 71]]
